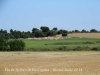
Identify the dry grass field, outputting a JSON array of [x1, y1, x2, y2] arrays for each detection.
[[68, 33, 100, 38], [0, 52, 100, 75]]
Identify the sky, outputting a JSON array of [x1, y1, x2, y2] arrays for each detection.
[[0, 0, 100, 32]]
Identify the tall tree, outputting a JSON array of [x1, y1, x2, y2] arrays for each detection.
[[40, 26, 50, 37], [40, 26, 50, 32]]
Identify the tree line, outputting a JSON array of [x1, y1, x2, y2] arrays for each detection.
[[0, 26, 99, 39]]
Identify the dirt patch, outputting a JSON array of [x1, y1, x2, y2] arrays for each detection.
[[0, 52, 100, 75]]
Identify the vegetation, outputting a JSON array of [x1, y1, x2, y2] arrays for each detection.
[[1, 26, 100, 51], [23, 38, 100, 51], [9, 40, 25, 51], [0, 35, 8, 51], [0, 35, 25, 51], [1, 26, 100, 39]]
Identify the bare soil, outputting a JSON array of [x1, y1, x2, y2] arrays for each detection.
[[0, 51, 100, 75]]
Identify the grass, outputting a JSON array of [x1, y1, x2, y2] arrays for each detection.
[[22, 38, 100, 51]]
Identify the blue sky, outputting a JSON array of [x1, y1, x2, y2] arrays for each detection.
[[0, 0, 100, 32]]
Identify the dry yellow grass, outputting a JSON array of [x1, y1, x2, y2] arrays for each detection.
[[0, 52, 100, 75], [68, 33, 100, 38]]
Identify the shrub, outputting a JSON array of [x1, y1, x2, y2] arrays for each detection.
[[62, 33, 67, 36], [0, 35, 8, 51], [91, 46, 100, 51], [73, 46, 82, 51], [9, 40, 25, 51], [58, 46, 70, 51]]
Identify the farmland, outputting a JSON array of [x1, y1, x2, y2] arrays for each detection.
[[68, 33, 100, 38], [0, 51, 100, 75], [0, 33, 100, 75], [23, 37, 100, 51]]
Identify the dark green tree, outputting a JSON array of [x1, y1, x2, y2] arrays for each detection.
[[40, 26, 50, 32], [57, 29, 63, 34], [34, 30, 44, 37], [81, 29, 87, 33], [32, 28, 39, 37], [47, 30, 56, 36], [40, 26, 50, 37], [90, 29, 98, 33], [53, 27, 58, 31]]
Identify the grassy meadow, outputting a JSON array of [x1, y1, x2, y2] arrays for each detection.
[[22, 37, 100, 51]]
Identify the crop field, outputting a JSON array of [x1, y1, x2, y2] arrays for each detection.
[[0, 51, 100, 75], [23, 37, 100, 51], [68, 33, 100, 38], [0, 36, 100, 75]]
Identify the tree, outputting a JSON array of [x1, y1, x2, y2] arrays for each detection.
[[62, 30, 68, 37], [90, 29, 98, 33], [47, 30, 56, 36], [0, 29, 9, 39], [40, 26, 50, 32], [74, 30, 80, 33], [34, 30, 44, 37], [32, 28, 39, 37], [81, 29, 87, 33], [62, 30, 68, 33], [10, 29, 13, 34], [40, 26, 50, 37], [57, 29, 63, 34], [53, 27, 58, 31]]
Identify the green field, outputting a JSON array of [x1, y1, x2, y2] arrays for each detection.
[[22, 38, 100, 51]]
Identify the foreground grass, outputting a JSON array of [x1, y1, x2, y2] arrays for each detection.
[[0, 51, 100, 75]]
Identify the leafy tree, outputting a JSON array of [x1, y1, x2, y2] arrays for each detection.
[[52, 27, 58, 31], [57, 29, 63, 34], [32, 28, 39, 37], [62, 30, 68, 37], [62, 30, 68, 33], [90, 29, 98, 33], [81, 29, 87, 33], [10, 29, 13, 34], [34, 30, 44, 37], [47, 30, 56, 36], [40, 26, 50, 37], [74, 30, 80, 33], [40, 26, 50, 32]]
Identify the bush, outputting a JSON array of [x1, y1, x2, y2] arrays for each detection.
[[91, 46, 100, 51], [58, 46, 70, 51], [9, 40, 25, 51], [73, 46, 82, 51], [0, 35, 8, 51], [62, 33, 67, 36]]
